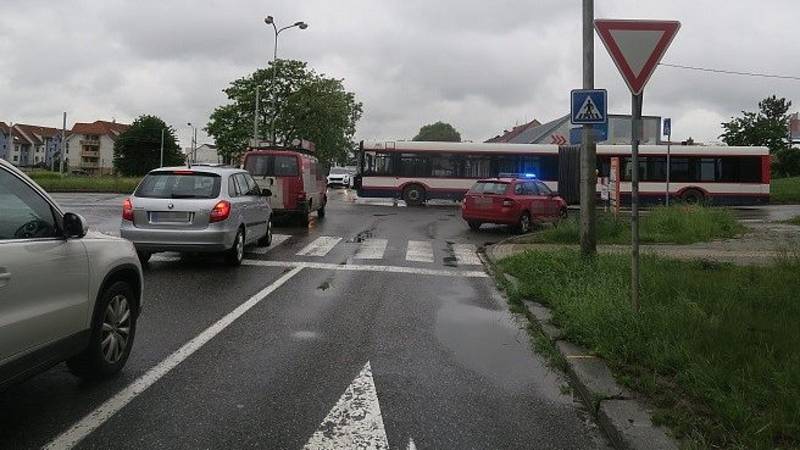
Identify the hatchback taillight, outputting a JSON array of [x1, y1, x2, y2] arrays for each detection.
[[502, 198, 515, 207], [210, 200, 231, 223], [122, 198, 134, 221]]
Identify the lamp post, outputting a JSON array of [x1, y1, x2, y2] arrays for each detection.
[[187, 122, 197, 163], [263, 15, 308, 145]]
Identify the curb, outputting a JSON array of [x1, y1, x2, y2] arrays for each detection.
[[486, 252, 678, 450]]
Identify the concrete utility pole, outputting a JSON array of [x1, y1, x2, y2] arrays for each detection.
[[160, 128, 165, 168], [580, 0, 597, 256], [631, 93, 643, 312], [60, 112, 66, 174]]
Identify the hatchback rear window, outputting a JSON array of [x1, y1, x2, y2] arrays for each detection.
[[135, 172, 221, 199], [469, 181, 509, 195], [245, 155, 299, 177]]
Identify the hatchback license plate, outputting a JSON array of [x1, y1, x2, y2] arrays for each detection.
[[475, 198, 492, 208], [150, 211, 191, 223]]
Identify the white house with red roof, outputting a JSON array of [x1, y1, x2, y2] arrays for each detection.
[[65, 120, 129, 175]]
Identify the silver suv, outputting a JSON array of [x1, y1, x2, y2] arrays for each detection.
[[0, 160, 143, 389], [120, 166, 273, 266]]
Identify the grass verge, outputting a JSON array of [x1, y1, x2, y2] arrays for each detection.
[[28, 174, 141, 193], [499, 249, 800, 450], [771, 176, 800, 204], [783, 215, 800, 226], [523, 205, 744, 245]]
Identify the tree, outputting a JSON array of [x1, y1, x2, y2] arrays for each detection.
[[206, 59, 363, 165], [113, 115, 183, 176], [720, 95, 792, 154], [413, 121, 461, 142]]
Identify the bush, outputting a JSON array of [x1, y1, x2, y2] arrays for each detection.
[[773, 147, 800, 178], [771, 176, 800, 203]]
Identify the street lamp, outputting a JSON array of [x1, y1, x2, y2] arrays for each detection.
[[187, 122, 197, 163], [261, 15, 308, 145]]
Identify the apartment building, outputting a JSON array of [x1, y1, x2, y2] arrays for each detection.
[[65, 120, 129, 175], [0, 122, 9, 161]]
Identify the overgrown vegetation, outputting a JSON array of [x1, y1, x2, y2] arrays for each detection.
[[783, 215, 800, 226], [771, 176, 800, 204], [523, 205, 744, 245], [500, 249, 800, 450], [28, 173, 140, 193]]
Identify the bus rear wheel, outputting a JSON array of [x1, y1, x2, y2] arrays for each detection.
[[681, 189, 705, 204], [403, 184, 426, 207]]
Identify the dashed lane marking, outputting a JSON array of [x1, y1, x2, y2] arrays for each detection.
[[296, 236, 343, 257], [405, 240, 434, 263], [353, 238, 388, 259]]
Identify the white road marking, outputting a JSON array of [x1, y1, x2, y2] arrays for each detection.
[[246, 234, 291, 254], [407, 438, 418, 450], [42, 266, 304, 450], [296, 236, 342, 257], [405, 240, 434, 263], [303, 361, 389, 450], [354, 238, 388, 259], [452, 243, 481, 266], [243, 259, 488, 278]]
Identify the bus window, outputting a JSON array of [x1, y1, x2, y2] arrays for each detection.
[[399, 153, 430, 177], [496, 156, 518, 174], [365, 151, 394, 176], [460, 155, 492, 178], [431, 154, 456, 177]]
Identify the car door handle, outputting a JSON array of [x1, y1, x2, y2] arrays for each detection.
[[0, 269, 11, 288]]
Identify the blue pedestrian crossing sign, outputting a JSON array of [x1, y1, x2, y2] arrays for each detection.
[[570, 89, 607, 125]]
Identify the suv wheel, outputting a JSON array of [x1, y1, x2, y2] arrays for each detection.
[[226, 228, 245, 266], [67, 281, 137, 379], [257, 219, 273, 247]]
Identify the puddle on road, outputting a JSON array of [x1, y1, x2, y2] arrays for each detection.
[[347, 228, 375, 243], [434, 283, 569, 402]]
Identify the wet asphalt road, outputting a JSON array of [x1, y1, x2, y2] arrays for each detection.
[[0, 189, 610, 450]]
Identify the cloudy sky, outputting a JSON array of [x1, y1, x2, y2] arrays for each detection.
[[1, 0, 798, 148]]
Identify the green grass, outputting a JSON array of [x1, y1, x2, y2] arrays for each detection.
[[28, 174, 141, 194], [783, 216, 800, 226], [771, 177, 800, 204], [499, 249, 800, 449], [525, 205, 745, 245]]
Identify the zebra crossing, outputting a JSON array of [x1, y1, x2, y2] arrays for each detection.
[[247, 234, 482, 266]]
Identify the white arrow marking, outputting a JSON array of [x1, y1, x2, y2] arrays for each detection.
[[304, 361, 389, 449]]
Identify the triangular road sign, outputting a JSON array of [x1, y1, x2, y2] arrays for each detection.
[[594, 19, 680, 95], [576, 96, 602, 121]]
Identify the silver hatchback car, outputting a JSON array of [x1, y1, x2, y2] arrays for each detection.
[[120, 166, 273, 265]]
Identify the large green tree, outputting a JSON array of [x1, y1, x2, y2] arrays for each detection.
[[413, 121, 461, 142], [113, 115, 183, 176], [720, 95, 792, 154], [206, 59, 362, 165]]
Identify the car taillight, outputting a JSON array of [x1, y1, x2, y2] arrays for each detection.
[[502, 198, 515, 207], [122, 198, 134, 221], [209, 200, 231, 223]]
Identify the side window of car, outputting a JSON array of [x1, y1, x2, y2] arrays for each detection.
[[228, 177, 239, 197], [0, 169, 59, 240], [233, 174, 249, 197], [514, 183, 524, 195], [524, 182, 539, 195], [537, 181, 553, 195], [243, 174, 260, 196]]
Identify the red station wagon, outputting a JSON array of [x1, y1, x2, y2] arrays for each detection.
[[462, 176, 568, 233]]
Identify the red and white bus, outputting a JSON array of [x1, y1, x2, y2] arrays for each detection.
[[354, 141, 770, 206]]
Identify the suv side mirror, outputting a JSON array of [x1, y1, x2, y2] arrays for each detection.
[[261, 189, 272, 198], [63, 212, 88, 238]]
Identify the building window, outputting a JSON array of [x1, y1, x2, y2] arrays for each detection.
[[13, 155, 18, 162]]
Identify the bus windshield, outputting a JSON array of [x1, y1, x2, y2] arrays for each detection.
[[245, 155, 299, 177]]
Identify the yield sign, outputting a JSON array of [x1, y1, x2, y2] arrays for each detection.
[[594, 20, 680, 95]]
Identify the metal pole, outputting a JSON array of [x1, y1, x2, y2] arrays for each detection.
[[60, 112, 66, 174], [580, 0, 596, 256], [192, 127, 197, 163], [666, 128, 671, 206], [253, 89, 260, 142], [269, 25, 279, 145], [631, 93, 643, 312], [160, 128, 165, 168]]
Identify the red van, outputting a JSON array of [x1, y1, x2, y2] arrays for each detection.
[[243, 146, 327, 225]]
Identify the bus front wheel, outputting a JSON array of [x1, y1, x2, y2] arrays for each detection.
[[681, 189, 705, 204], [403, 184, 426, 207]]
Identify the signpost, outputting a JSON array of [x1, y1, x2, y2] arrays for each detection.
[[663, 118, 672, 205], [594, 19, 680, 311]]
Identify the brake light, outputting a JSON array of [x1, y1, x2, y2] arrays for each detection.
[[172, 170, 194, 175], [209, 200, 231, 223], [122, 198, 134, 221], [502, 198, 515, 207]]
